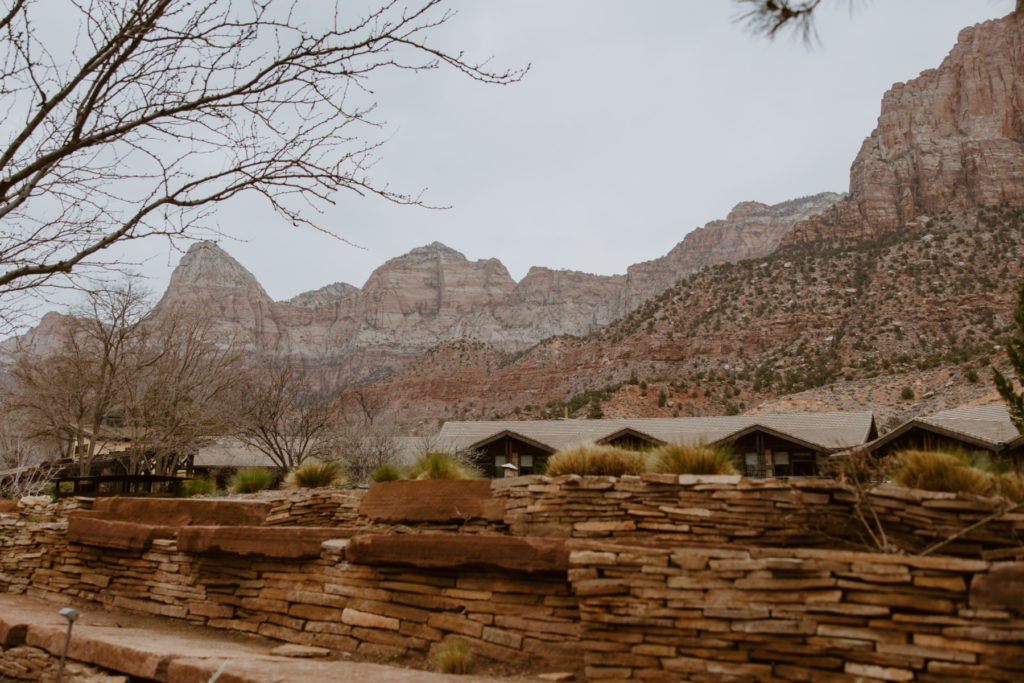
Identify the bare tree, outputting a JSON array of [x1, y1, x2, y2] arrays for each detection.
[[0, 417, 58, 498], [6, 283, 149, 472], [0, 0, 525, 323], [116, 307, 244, 475], [335, 389, 401, 482], [7, 281, 241, 475], [228, 360, 339, 472]]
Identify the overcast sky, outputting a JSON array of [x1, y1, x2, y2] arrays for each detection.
[[113, 1, 1006, 303]]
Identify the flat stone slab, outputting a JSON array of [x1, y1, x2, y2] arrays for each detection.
[[0, 593, 503, 682], [91, 497, 272, 526], [269, 644, 331, 658], [970, 562, 1024, 613], [359, 479, 505, 524], [177, 526, 343, 558], [346, 533, 569, 573], [67, 516, 177, 551]]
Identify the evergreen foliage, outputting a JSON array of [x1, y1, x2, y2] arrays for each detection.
[[993, 280, 1024, 434]]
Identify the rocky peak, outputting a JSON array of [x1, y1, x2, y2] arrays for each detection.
[[401, 241, 469, 263], [785, 14, 1024, 244], [287, 282, 359, 308], [165, 241, 269, 299]]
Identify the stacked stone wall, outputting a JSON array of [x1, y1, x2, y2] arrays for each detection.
[[568, 541, 1024, 681], [495, 474, 1024, 557], [2, 475, 1024, 679]]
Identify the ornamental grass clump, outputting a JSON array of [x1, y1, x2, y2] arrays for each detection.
[[429, 638, 473, 674], [892, 449, 995, 497], [544, 443, 647, 476], [228, 467, 275, 494], [180, 476, 216, 498], [996, 470, 1024, 503], [283, 460, 346, 489], [652, 442, 737, 475], [371, 463, 402, 482], [407, 452, 479, 480]]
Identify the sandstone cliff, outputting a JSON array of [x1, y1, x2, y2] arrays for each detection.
[[625, 193, 840, 308], [786, 14, 1024, 244]]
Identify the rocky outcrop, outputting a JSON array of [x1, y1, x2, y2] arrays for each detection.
[[625, 193, 840, 307], [786, 14, 1024, 244]]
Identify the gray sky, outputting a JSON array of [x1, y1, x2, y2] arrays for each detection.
[[116, 1, 1006, 302]]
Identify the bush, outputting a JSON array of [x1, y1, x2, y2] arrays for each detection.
[[652, 443, 737, 475], [892, 449, 994, 497], [283, 460, 345, 489], [544, 443, 647, 476], [429, 638, 473, 674], [180, 476, 216, 498], [900, 386, 915, 400], [406, 452, 479, 480], [371, 463, 402, 482], [996, 471, 1024, 503], [228, 468, 275, 494]]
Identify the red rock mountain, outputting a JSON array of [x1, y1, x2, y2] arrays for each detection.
[[786, 14, 1024, 244], [152, 189, 837, 386]]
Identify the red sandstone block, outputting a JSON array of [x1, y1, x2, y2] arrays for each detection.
[[481, 625, 523, 650], [426, 612, 483, 638], [399, 620, 442, 642], [288, 604, 345, 622], [341, 608, 399, 631]]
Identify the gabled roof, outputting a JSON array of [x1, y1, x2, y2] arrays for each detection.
[[467, 429, 556, 454], [436, 411, 876, 455], [866, 404, 1021, 454], [710, 423, 830, 454], [596, 427, 665, 447]]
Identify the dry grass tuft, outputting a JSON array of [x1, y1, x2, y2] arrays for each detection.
[[283, 460, 345, 489], [996, 470, 1024, 503], [892, 449, 995, 497], [544, 443, 647, 476], [652, 442, 737, 475], [228, 467, 275, 494], [407, 452, 479, 480], [429, 638, 473, 674]]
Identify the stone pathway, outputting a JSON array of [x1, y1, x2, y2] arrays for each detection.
[[0, 593, 521, 682]]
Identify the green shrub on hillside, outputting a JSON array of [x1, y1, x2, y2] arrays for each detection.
[[544, 443, 647, 477], [652, 443, 737, 475], [407, 452, 479, 480], [228, 468, 275, 494]]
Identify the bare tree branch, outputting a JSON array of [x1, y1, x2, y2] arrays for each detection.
[[0, 0, 526, 323]]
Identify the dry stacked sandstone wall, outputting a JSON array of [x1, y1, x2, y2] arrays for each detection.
[[568, 542, 1022, 681], [1, 477, 1023, 681], [495, 475, 1024, 558]]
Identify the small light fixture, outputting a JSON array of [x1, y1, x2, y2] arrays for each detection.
[[56, 607, 80, 683]]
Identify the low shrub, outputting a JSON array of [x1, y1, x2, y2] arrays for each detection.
[[996, 470, 1024, 503], [892, 449, 995, 497], [429, 638, 473, 674], [371, 463, 402, 482], [228, 467, 275, 494], [406, 452, 479, 480], [283, 460, 346, 489], [180, 476, 216, 498], [652, 442, 737, 475], [544, 443, 647, 476]]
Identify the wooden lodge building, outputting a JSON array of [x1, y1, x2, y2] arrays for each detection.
[[437, 412, 879, 479], [865, 404, 1024, 467]]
